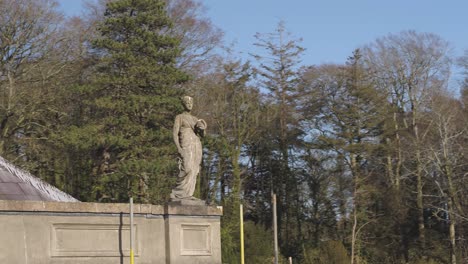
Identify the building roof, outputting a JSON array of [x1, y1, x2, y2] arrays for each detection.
[[0, 156, 78, 202]]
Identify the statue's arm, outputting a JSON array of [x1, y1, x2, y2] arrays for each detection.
[[173, 115, 182, 154], [196, 119, 207, 137]]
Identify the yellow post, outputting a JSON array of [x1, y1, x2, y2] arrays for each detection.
[[130, 197, 135, 264], [240, 204, 245, 264]]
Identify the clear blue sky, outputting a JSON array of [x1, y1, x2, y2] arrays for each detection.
[[58, 0, 468, 71]]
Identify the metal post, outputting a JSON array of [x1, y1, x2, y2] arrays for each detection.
[[240, 204, 245, 264], [273, 193, 278, 264], [130, 197, 135, 264]]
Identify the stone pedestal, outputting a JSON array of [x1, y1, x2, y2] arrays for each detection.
[[164, 203, 222, 264]]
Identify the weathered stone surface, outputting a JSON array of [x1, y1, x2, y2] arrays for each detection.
[[0, 200, 165, 215], [165, 214, 221, 264], [0, 201, 222, 264], [168, 199, 206, 206], [0, 215, 27, 263], [51, 223, 136, 257], [93, 202, 132, 213], [171, 96, 207, 201], [165, 204, 223, 216], [0, 213, 165, 264], [140, 203, 152, 213]]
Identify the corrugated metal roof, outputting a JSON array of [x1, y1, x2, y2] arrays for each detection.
[[0, 156, 78, 202]]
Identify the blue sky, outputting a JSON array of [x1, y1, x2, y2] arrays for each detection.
[[58, 0, 468, 74]]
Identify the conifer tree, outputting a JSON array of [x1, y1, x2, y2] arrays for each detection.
[[251, 20, 305, 258], [63, 0, 188, 203], [316, 51, 383, 262]]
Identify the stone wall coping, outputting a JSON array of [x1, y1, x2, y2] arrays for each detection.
[[0, 200, 223, 216], [164, 204, 223, 216]]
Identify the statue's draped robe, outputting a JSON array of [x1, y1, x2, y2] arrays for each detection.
[[171, 113, 203, 199]]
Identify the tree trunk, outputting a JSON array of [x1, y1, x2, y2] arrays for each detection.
[[448, 196, 457, 264], [445, 161, 458, 264], [416, 149, 425, 249], [350, 154, 359, 264]]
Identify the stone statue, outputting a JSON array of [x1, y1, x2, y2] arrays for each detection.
[[170, 96, 207, 201]]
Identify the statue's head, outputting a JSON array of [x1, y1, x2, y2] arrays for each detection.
[[181, 95, 193, 111]]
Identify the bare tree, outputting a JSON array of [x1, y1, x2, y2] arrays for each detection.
[[164, 0, 223, 74], [0, 0, 68, 157], [196, 60, 261, 201], [363, 31, 452, 254], [427, 90, 467, 264]]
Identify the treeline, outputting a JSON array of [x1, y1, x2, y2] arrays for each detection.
[[0, 0, 467, 263]]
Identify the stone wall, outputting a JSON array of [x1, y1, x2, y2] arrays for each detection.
[[0, 200, 222, 264]]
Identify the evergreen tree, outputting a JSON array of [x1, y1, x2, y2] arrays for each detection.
[[251, 20, 306, 259], [312, 50, 387, 263], [62, 0, 188, 203]]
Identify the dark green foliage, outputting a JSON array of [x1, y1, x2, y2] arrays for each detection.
[[60, 0, 188, 203], [303, 240, 350, 264], [244, 221, 288, 263], [2, 2, 468, 262], [250, 21, 306, 260]]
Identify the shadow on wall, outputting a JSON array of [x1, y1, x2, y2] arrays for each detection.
[[119, 212, 124, 264]]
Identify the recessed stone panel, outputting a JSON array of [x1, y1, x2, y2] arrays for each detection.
[[180, 224, 211, 256], [51, 223, 138, 257]]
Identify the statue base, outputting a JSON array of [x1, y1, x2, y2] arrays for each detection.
[[164, 202, 222, 264]]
